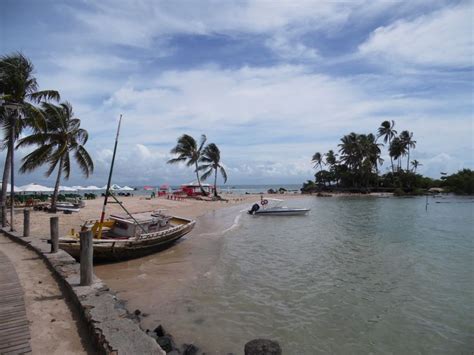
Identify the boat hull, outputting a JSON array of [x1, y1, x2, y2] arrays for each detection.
[[59, 217, 195, 263], [253, 208, 310, 216]]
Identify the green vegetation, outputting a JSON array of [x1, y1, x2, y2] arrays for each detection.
[[0, 53, 94, 216], [440, 169, 474, 195], [304, 120, 472, 195], [168, 134, 228, 197]]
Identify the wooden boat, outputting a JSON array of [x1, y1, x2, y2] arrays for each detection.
[[59, 211, 195, 262]]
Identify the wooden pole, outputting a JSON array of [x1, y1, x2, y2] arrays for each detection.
[[80, 230, 93, 286], [97, 115, 122, 239], [23, 209, 30, 238], [9, 115, 15, 232], [50, 216, 59, 253]]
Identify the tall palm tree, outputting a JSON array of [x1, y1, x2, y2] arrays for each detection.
[[311, 152, 324, 172], [198, 143, 227, 197], [0, 52, 59, 224], [377, 120, 397, 174], [168, 134, 207, 195], [17, 102, 93, 211], [389, 136, 405, 172], [400, 130, 416, 172], [411, 160, 422, 173]]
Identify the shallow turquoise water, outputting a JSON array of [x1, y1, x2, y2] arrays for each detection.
[[165, 196, 473, 354]]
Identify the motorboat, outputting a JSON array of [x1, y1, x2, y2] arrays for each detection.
[[248, 198, 310, 216], [59, 211, 195, 262]]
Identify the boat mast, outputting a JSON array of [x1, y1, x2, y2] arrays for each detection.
[[97, 115, 122, 239]]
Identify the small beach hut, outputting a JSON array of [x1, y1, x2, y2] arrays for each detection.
[[180, 182, 214, 196]]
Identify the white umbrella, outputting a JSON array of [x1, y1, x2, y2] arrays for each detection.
[[100, 184, 122, 190], [59, 186, 78, 192], [19, 183, 54, 193], [120, 186, 134, 191], [82, 185, 102, 190], [0, 183, 23, 192]]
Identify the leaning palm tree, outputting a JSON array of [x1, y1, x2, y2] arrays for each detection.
[[377, 120, 397, 174], [0, 52, 59, 224], [167, 134, 208, 195], [17, 102, 93, 211], [311, 152, 324, 172], [198, 143, 228, 197], [411, 160, 422, 173]]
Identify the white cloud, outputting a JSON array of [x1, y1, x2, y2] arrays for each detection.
[[359, 3, 473, 68]]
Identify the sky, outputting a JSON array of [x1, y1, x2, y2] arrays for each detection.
[[1, 0, 473, 187]]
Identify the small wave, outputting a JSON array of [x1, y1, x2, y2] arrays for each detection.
[[199, 212, 244, 237]]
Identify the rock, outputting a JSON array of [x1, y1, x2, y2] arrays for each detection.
[[134, 309, 141, 316], [182, 343, 199, 355], [154, 324, 165, 337], [168, 351, 181, 355], [156, 335, 175, 353], [244, 339, 282, 355]]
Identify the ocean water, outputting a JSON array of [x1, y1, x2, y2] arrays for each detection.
[[97, 195, 474, 354]]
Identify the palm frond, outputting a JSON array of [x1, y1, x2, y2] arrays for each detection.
[[19, 144, 53, 174], [219, 166, 228, 183], [200, 168, 213, 181], [74, 145, 94, 177], [28, 90, 60, 103]]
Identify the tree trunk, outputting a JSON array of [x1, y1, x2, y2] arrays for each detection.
[[214, 168, 218, 197], [1, 146, 12, 227], [195, 161, 206, 196], [51, 156, 64, 211], [406, 149, 410, 172], [388, 137, 395, 174]]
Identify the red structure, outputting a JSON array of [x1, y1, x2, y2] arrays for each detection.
[[179, 182, 214, 196]]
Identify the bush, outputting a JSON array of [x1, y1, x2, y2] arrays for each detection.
[[393, 188, 405, 196]]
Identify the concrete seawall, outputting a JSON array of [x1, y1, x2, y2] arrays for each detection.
[[1, 228, 165, 355]]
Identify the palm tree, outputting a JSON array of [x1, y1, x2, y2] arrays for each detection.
[[198, 143, 227, 197], [17, 102, 93, 211], [400, 130, 416, 172], [411, 160, 422, 173], [389, 136, 405, 172], [312, 152, 324, 172], [168, 134, 208, 195], [377, 120, 397, 174], [0, 52, 59, 224]]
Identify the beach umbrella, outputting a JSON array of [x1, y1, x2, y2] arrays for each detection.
[[0, 183, 23, 192], [143, 185, 154, 191], [100, 184, 122, 190], [19, 183, 54, 192], [59, 186, 78, 192], [80, 185, 102, 190], [120, 186, 134, 191]]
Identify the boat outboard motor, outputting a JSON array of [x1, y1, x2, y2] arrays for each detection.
[[248, 203, 260, 215]]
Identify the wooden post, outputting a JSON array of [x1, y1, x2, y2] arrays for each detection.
[[80, 230, 93, 286], [23, 209, 30, 238], [50, 216, 59, 253]]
